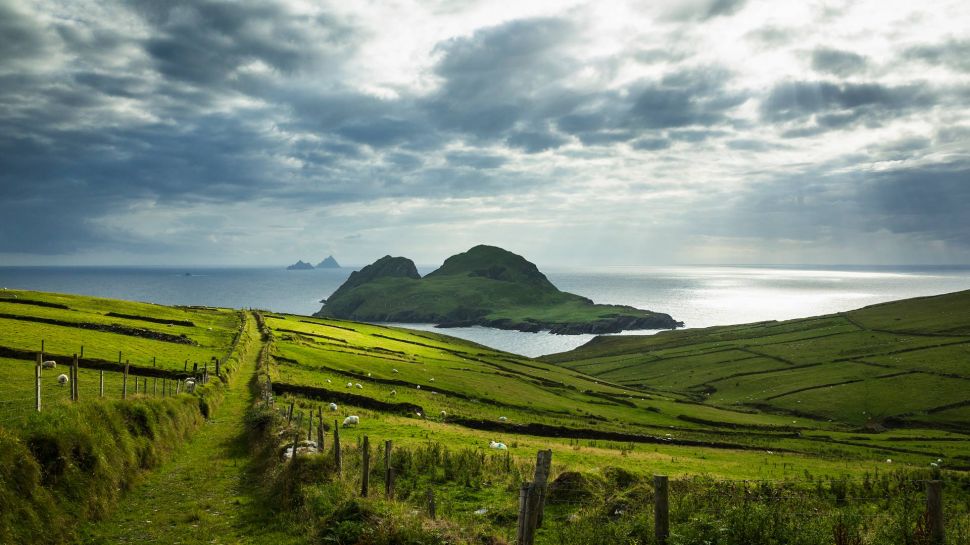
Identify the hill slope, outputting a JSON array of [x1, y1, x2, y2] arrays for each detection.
[[315, 245, 682, 334], [543, 289, 970, 430]]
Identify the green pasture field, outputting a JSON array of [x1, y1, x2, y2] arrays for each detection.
[[0, 289, 241, 370], [545, 290, 970, 431]]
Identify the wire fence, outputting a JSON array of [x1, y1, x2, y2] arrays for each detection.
[[0, 352, 207, 429]]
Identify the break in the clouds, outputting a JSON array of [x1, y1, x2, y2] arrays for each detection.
[[1, 0, 969, 266]]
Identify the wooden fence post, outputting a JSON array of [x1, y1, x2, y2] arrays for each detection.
[[533, 450, 552, 528], [361, 436, 370, 497], [35, 353, 42, 412], [333, 420, 342, 476], [290, 415, 300, 463], [99, 369, 104, 397], [927, 480, 944, 545], [316, 408, 324, 450], [516, 482, 531, 544], [287, 402, 294, 424], [175, 380, 181, 395], [654, 475, 669, 545], [122, 360, 129, 399], [427, 488, 436, 520], [72, 353, 79, 401], [384, 440, 394, 499], [307, 409, 314, 442], [153, 357, 157, 396]]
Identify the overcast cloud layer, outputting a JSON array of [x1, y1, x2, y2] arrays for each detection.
[[1, 0, 968, 266]]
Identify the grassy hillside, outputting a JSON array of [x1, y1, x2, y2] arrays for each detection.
[[316, 245, 681, 333], [263, 304, 970, 474], [0, 289, 249, 543], [3, 288, 969, 544], [543, 290, 970, 431]]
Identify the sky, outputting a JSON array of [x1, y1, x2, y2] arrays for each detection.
[[1, 0, 969, 267]]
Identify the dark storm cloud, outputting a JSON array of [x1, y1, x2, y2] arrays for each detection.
[[425, 17, 574, 136], [703, 159, 970, 248], [131, 1, 357, 85], [904, 39, 970, 73], [860, 163, 970, 243], [628, 68, 745, 129], [762, 80, 938, 136], [811, 48, 867, 76], [0, 1, 52, 62]]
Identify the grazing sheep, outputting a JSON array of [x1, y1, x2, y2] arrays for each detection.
[[439, 410, 447, 418], [342, 415, 360, 427], [57, 374, 69, 386], [885, 458, 892, 463], [416, 411, 423, 418], [326, 379, 332, 384], [367, 372, 372, 377], [184, 378, 197, 393], [346, 382, 353, 388], [498, 416, 508, 422], [489, 441, 508, 450], [42, 360, 57, 369], [390, 390, 396, 396], [329, 402, 338, 411], [429, 377, 435, 382], [392, 368, 399, 373], [355, 383, 363, 389], [416, 385, 421, 389]]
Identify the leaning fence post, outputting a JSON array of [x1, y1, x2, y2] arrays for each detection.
[[655, 475, 669, 545], [927, 480, 945, 545], [287, 402, 294, 424], [361, 436, 370, 497], [533, 450, 552, 528], [333, 420, 342, 476], [384, 440, 394, 498], [122, 360, 129, 399], [35, 353, 42, 412]]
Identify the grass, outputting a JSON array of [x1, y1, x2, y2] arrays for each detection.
[[4, 288, 970, 544], [544, 290, 970, 431]]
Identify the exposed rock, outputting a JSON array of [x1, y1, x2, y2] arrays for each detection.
[[286, 260, 314, 270]]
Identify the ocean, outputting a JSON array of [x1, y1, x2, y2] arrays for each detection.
[[1, 265, 968, 357]]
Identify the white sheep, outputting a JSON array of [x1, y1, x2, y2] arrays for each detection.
[[184, 378, 197, 393], [439, 410, 447, 418], [329, 402, 338, 411], [326, 379, 332, 384], [355, 383, 363, 389], [342, 415, 360, 427], [886, 458, 893, 463], [392, 368, 399, 373], [416, 411, 423, 418], [416, 385, 421, 389], [390, 390, 396, 396], [498, 416, 508, 422], [367, 372, 372, 377], [57, 374, 69, 386], [346, 382, 353, 388], [42, 360, 57, 369], [489, 441, 508, 450], [429, 377, 435, 382]]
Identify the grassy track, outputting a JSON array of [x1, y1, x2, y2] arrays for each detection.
[[77, 313, 300, 545]]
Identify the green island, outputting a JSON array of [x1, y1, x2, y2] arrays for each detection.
[[314, 244, 683, 334], [1, 287, 969, 544]]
